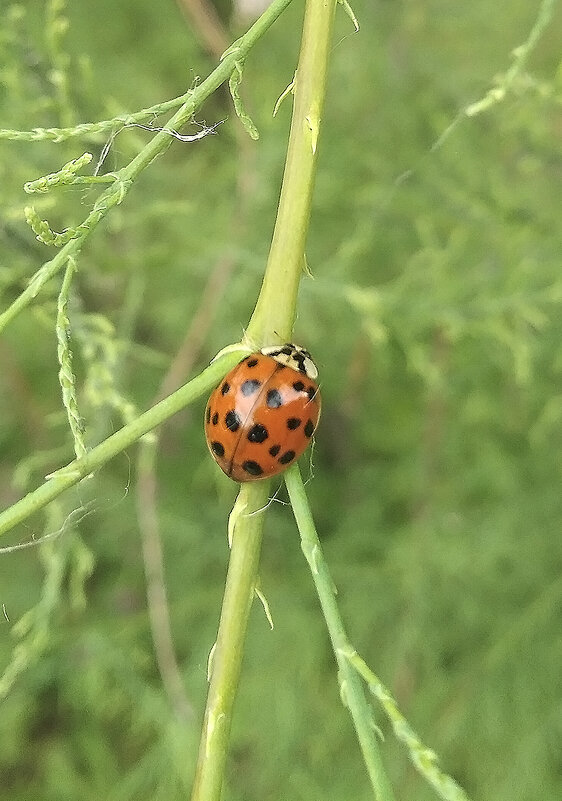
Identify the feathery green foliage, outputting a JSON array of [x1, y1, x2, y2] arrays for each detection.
[[0, 0, 560, 799]]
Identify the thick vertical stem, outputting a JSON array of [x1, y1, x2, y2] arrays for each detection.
[[246, 0, 337, 345], [191, 1, 337, 798], [190, 482, 270, 801]]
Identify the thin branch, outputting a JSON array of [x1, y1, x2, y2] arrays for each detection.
[[285, 464, 396, 801], [0, 94, 196, 143], [136, 442, 195, 722], [0, 350, 246, 538], [0, 0, 295, 334], [134, 248, 237, 721]]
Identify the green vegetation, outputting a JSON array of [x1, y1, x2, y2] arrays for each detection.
[[0, 0, 560, 799]]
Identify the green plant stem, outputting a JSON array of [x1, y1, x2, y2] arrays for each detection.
[[0, 0, 295, 334], [284, 464, 396, 801], [0, 95, 195, 143], [245, 0, 337, 345], [346, 652, 472, 801], [190, 481, 270, 801], [56, 256, 86, 459], [0, 350, 245, 538], [191, 1, 338, 797]]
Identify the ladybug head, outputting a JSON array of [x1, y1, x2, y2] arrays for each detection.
[[260, 343, 318, 380]]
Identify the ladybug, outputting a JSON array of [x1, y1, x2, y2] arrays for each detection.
[[204, 344, 321, 482]]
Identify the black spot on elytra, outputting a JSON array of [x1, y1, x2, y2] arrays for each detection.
[[212, 411, 219, 425], [221, 382, 230, 395], [242, 460, 263, 476], [248, 423, 268, 443], [304, 419, 314, 438], [287, 417, 301, 430], [266, 389, 283, 408], [211, 441, 225, 458], [306, 385, 317, 401], [269, 444, 281, 457], [278, 450, 295, 465], [205, 406, 211, 424], [225, 410, 241, 431], [246, 358, 258, 368], [241, 379, 262, 396], [293, 380, 305, 392]]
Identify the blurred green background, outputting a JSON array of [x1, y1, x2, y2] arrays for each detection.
[[1, 0, 561, 799]]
